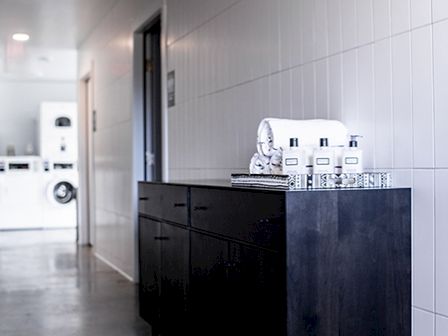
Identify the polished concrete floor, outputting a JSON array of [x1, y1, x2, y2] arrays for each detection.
[[0, 230, 152, 336]]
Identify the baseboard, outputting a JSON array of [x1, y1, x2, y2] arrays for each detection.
[[94, 252, 135, 283]]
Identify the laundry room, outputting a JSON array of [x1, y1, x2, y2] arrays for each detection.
[[0, 42, 78, 233]]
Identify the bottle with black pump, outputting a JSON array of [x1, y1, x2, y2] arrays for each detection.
[[342, 135, 363, 174], [282, 138, 307, 175], [313, 138, 336, 174]]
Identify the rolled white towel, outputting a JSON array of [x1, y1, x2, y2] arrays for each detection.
[[249, 153, 270, 175], [257, 118, 348, 157], [269, 149, 283, 175]]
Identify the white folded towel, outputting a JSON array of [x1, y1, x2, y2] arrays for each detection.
[[269, 149, 283, 175], [249, 153, 271, 175], [257, 118, 348, 157]]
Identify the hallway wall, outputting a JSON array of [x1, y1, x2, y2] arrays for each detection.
[[78, 0, 162, 280], [165, 0, 448, 334], [79, 1, 448, 334]]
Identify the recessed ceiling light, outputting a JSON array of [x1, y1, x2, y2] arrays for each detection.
[[12, 33, 30, 42]]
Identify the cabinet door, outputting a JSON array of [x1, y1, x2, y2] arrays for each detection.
[[190, 232, 230, 336], [160, 224, 189, 335], [228, 243, 284, 336], [138, 217, 162, 331]]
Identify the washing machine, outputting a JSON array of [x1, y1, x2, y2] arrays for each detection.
[[41, 160, 78, 228], [39, 102, 78, 163], [0, 156, 44, 230], [39, 101, 79, 229]]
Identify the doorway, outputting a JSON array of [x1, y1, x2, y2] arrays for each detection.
[[85, 78, 96, 246], [143, 17, 162, 182], [78, 75, 96, 246]]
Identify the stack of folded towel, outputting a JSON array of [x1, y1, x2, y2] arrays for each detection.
[[249, 118, 348, 175]]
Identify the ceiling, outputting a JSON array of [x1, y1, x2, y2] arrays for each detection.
[[0, 0, 120, 81]]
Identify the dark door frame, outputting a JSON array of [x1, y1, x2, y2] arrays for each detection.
[[133, 10, 168, 282], [143, 18, 162, 182]]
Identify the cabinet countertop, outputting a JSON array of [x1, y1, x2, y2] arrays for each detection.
[[138, 179, 410, 193]]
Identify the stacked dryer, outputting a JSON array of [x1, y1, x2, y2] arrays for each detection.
[[39, 102, 78, 228]]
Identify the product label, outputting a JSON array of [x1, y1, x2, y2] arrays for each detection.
[[285, 158, 299, 166], [316, 158, 330, 166], [345, 157, 359, 165]]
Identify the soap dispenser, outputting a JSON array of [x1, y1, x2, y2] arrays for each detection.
[[313, 138, 336, 174], [282, 138, 307, 175], [342, 135, 363, 174]]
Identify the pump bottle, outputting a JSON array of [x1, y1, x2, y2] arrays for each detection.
[[342, 135, 363, 174], [313, 138, 335, 174], [282, 138, 307, 175]]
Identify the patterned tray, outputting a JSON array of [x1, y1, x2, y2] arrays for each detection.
[[231, 172, 392, 190]]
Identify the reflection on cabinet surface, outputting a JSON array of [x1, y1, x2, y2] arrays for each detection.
[[138, 182, 411, 336]]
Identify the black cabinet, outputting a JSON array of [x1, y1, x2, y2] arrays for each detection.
[[138, 217, 161, 330], [190, 232, 229, 335], [227, 243, 284, 336], [189, 232, 282, 336], [138, 182, 411, 336], [138, 217, 189, 335]]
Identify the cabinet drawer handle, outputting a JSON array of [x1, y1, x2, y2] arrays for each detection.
[[154, 237, 170, 241], [139, 197, 150, 201], [174, 203, 186, 208], [193, 206, 208, 211]]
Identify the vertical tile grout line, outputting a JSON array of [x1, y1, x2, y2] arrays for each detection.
[[372, 32, 377, 170], [408, 0, 417, 330], [388, 0, 395, 171], [430, 0, 437, 332]]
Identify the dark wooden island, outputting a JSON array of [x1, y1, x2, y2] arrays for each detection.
[[138, 181, 411, 336]]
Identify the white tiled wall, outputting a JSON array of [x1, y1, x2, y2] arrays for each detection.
[[78, 0, 162, 280], [78, 0, 448, 330], [165, 0, 448, 332]]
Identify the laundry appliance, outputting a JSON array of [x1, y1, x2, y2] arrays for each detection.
[[39, 102, 78, 163], [39, 102, 79, 229], [0, 156, 44, 230], [41, 160, 78, 228]]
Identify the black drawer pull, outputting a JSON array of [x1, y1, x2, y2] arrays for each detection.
[[154, 237, 170, 241], [193, 206, 208, 211], [139, 197, 150, 201], [174, 203, 187, 208]]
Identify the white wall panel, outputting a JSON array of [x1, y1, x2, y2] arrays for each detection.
[[373, 0, 391, 40], [303, 63, 316, 119], [413, 170, 435, 311], [342, 50, 359, 134], [433, 21, 448, 168], [327, 0, 343, 55], [315, 59, 329, 119], [435, 170, 448, 316], [78, 0, 162, 281], [392, 33, 413, 168], [314, 0, 329, 59], [357, 45, 375, 169], [411, 26, 434, 168], [391, 0, 411, 35], [436, 315, 448, 336], [357, 0, 374, 46], [329, 54, 343, 122], [341, 0, 358, 50], [432, 0, 448, 22], [291, 67, 305, 120], [411, 0, 432, 28], [374, 39, 393, 168], [413, 308, 435, 336]]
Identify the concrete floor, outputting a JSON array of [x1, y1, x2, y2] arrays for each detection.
[[0, 230, 152, 336]]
